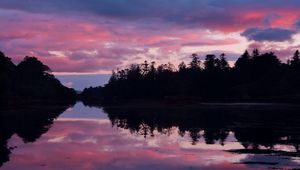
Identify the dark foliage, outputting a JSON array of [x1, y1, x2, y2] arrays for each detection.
[[82, 49, 300, 103], [0, 51, 76, 101], [80, 86, 104, 105]]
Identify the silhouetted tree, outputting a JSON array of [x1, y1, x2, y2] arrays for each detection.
[[291, 50, 300, 67], [219, 53, 230, 71], [80, 86, 104, 104], [0, 52, 16, 99], [252, 49, 260, 57], [189, 53, 201, 71], [141, 60, 150, 75], [204, 54, 217, 71], [0, 52, 76, 102], [178, 61, 187, 72], [109, 70, 118, 83], [235, 50, 251, 70]]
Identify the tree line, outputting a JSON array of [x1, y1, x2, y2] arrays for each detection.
[[0, 51, 76, 102], [81, 49, 300, 103]]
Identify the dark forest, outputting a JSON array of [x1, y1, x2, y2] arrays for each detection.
[[81, 49, 300, 103]]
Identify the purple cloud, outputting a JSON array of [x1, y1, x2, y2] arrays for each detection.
[[241, 27, 296, 42]]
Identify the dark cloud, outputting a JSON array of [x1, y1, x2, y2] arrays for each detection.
[[295, 20, 300, 28], [241, 28, 295, 42], [2, 0, 300, 15], [1, 0, 300, 31]]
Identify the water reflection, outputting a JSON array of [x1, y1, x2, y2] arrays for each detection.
[[105, 106, 300, 149], [1, 102, 300, 169], [0, 102, 74, 167], [103, 105, 300, 169]]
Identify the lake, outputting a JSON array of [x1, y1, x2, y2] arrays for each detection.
[[1, 102, 300, 170]]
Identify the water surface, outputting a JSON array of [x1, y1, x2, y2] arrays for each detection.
[[1, 102, 300, 170]]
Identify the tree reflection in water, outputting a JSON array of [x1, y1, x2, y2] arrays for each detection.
[[0, 102, 74, 167], [103, 105, 300, 155], [1, 102, 300, 169]]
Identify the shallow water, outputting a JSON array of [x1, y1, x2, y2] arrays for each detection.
[[1, 102, 300, 170]]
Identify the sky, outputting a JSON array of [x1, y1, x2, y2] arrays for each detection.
[[56, 74, 110, 91], [1, 0, 300, 76]]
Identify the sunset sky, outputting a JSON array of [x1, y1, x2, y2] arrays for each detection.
[[1, 0, 300, 75]]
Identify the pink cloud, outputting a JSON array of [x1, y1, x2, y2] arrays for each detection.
[[1, 3, 300, 73], [248, 42, 300, 61]]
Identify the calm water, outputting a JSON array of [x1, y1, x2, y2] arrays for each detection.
[[1, 102, 300, 170]]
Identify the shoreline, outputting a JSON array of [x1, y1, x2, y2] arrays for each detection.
[[82, 99, 300, 110], [0, 98, 76, 108]]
